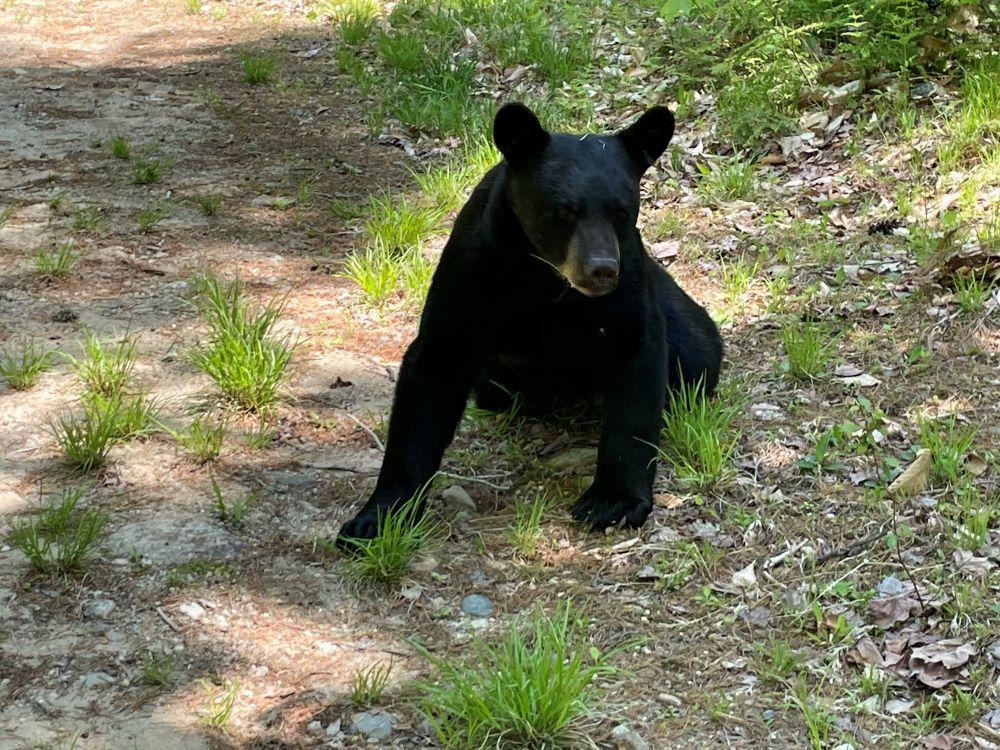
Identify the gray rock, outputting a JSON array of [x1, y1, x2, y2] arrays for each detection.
[[351, 711, 395, 740], [611, 723, 649, 750], [442, 485, 476, 515], [105, 517, 243, 566], [461, 594, 493, 617], [178, 601, 206, 621], [545, 446, 598, 472], [82, 672, 116, 689], [83, 599, 116, 619]]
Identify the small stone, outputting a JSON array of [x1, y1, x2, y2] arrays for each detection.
[[545, 447, 598, 471], [611, 723, 649, 750], [307, 720, 323, 733], [441, 485, 476, 515], [326, 719, 343, 737], [178, 601, 206, 621], [657, 693, 682, 707], [460, 594, 493, 617], [351, 711, 395, 740], [83, 599, 116, 619], [82, 672, 115, 689]]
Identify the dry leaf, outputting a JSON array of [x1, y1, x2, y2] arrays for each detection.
[[731, 561, 757, 589], [849, 636, 885, 668], [888, 449, 931, 496], [907, 638, 977, 688], [922, 733, 952, 749], [869, 595, 922, 627], [965, 452, 988, 476], [885, 698, 915, 715]]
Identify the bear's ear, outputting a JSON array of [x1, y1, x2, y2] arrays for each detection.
[[493, 103, 549, 164], [617, 106, 675, 175]]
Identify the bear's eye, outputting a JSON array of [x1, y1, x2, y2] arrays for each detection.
[[553, 205, 577, 222]]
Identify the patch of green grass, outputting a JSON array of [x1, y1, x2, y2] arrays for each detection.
[[137, 201, 170, 233], [658, 379, 742, 487], [199, 677, 239, 729], [412, 163, 475, 213], [184, 0, 202, 13], [941, 686, 984, 725], [350, 661, 392, 707], [787, 682, 835, 750], [131, 156, 167, 185], [50, 393, 152, 471], [187, 273, 297, 412], [194, 192, 223, 216], [953, 268, 993, 313], [5, 487, 107, 576], [140, 652, 174, 686], [917, 417, 977, 486], [376, 31, 426, 72], [336, 0, 378, 46], [939, 56, 1000, 169], [341, 242, 434, 307], [950, 482, 993, 552], [0, 204, 15, 228], [719, 253, 759, 308], [0, 338, 54, 390], [329, 197, 365, 222], [415, 603, 623, 749], [340, 494, 439, 584], [72, 206, 108, 234], [780, 318, 833, 380], [67, 331, 137, 398], [364, 194, 442, 254], [696, 158, 758, 203], [107, 136, 131, 160], [507, 493, 549, 556], [754, 640, 802, 685], [163, 414, 226, 462], [238, 51, 278, 84], [210, 476, 256, 526], [33, 239, 81, 279]]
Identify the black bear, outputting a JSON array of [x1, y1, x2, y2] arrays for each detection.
[[336, 103, 722, 546]]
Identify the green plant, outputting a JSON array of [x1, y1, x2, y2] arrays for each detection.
[[140, 652, 174, 686], [108, 136, 131, 159], [658, 379, 742, 486], [0, 338, 54, 389], [199, 677, 240, 729], [781, 318, 833, 380], [194, 192, 223, 216], [72, 206, 108, 234], [377, 31, 426, 72], [50, 400, 123, 472], [917, 417, 977, 486], [210, 476, 256, 526], [696, 158, 757, 203], [5, 487, 107, 575], [185, 0, 202, 13], [415, 603, 623, 749], [337, 0, 379, 45], [67, 331, 137, 398], [0, 204, 15, 228], [187, 273, 296, 412], [754, 640, 802, 684], [507, 493, 550, 556], [340, 494, 439, 584], [412, 163, 474, 213], [950, 482, 992, 552], [941, 686, 983, 725], [131, 156, 167, 185], [364, 194, 442, 254], [33, 239, 81, 279], [719, 253, 759, 308], [795, 427, 846, 475], [788, 682, 834, 750], [952, 269, 993, 313], [350, 661, 392, 707], [137, 201, 170, 233], [164, 414, 226, 462], [86, 390, 161, 439], [238, 51, 278, 84]]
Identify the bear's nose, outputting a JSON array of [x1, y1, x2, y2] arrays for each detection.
[[583, 257, 619, 282]]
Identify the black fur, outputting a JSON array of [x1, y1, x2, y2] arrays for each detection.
[[336, 104, 723, 546]]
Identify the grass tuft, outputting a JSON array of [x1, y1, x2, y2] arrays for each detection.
[[33, 239, 81, 279], [131, 156, 167, 185], [350, 661, 392, 707], [781, 318, 833, 380], [696, 158, 758, 203], [6, 487, 107, 575], [108, 136, 131, 160], [658, 379, 742, 487], [918, 417, 977, 486], [67, 331, 137, 398], [507, 492, 549, 556], [0, 338, 55, 390], [341, 494, 439, 584], [239, 51, 278, 84], [195, 192, 223, 216], [137, 201, 171, 233], [415, 603, 622, 749], [188, 273, 297, 412], [164, 414, 227, 462]]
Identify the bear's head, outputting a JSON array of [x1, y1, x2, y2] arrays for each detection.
[[493, 102, 674, 297]]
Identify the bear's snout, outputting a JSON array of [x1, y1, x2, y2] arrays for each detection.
[[580, 256, 619, 295]]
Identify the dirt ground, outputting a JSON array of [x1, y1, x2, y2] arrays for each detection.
[[1, 1, 999, 749]]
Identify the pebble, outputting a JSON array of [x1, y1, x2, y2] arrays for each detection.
[[441, 485, 476, 515], [178, 601, 206, 621], [83, 599, 116, 619], [611, 723, 649, 750], [657, 692, 682, 707], [82, 672, 115, 689], [460, 594, 493, 617], [351, 711, 395, 740]]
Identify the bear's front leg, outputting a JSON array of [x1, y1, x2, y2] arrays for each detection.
[[572, 332, 667, 530], [336, 334, 483, 548]]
